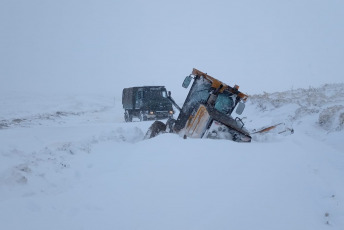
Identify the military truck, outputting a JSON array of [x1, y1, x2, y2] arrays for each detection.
[[122, 86, 174, 122]]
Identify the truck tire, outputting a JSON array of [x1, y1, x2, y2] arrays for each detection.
[[139, 111, 147, 122], [144, 121, 166, 139], [124, 110, 132, 122]]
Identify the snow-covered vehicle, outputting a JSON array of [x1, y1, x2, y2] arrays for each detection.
[[145, 68, 252, 142], [122, 86, 174, 122]]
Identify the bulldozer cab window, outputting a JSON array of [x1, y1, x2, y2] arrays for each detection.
[[183, 76, 212, 109], [214, 93, 234, 114]]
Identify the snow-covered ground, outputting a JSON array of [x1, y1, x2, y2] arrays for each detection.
[[1, 84, 343, 230]]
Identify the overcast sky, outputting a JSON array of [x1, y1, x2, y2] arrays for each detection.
[[1, 0, 343, 98]]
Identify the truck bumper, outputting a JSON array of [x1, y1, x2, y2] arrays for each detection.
[[146, 111, 173, 119]]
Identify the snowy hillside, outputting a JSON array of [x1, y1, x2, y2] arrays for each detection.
[[1, 84, 343, 230]]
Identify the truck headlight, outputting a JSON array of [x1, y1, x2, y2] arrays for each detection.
[[149, 111, 154, 115], [169, 110, 174, 114]]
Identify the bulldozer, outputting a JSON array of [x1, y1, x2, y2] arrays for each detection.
[[145, 68, 253, 142]]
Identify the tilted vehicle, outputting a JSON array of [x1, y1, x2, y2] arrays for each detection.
[[145, 68, 252, 142], [122, 86, 174, 122]]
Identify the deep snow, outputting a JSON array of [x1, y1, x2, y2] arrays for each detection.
[[0, 84, 343, 230]]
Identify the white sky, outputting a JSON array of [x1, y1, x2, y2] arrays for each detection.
[[1, 0, 343, 98]]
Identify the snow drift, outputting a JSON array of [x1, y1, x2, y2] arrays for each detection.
[[0, 84, 343, 230]]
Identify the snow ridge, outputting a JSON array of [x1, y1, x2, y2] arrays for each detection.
[[248, 83, 344, 132]]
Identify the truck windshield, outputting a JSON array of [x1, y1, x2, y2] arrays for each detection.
[[214, 93, 234, 114], [145, 89, 166, 99]]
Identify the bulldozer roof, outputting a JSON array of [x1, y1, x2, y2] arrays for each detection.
[[192, 68, 248, 101]]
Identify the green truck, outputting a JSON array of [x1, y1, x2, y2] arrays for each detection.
[[122, 86, 174, 122]]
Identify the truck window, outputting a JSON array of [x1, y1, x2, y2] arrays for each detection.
[[162, 91, 167, 98], [145, 89, 165, 99], [137, 90, 143, 99]]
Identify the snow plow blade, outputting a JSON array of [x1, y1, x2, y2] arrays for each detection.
[[206, 106, 252, 142]]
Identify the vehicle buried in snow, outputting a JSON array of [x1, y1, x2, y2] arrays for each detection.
[[122, 86, 174, 122], [145, 68, 252, 142]]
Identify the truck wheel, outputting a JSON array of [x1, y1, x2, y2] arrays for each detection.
[[144, 121, 166, 139], [139, 111, 147, 122], [124, 110, 132, 122]]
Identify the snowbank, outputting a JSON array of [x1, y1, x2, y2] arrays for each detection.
[[0, 84, 343, 230]]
